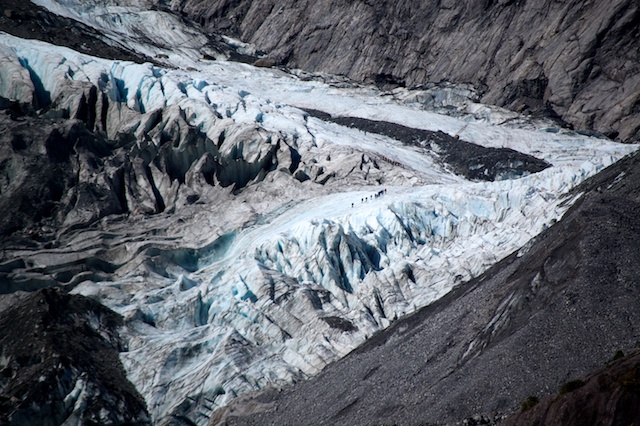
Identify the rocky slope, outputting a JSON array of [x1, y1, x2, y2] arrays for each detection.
[[503, 349, 640, 426], [0, 0, 150, 64], [220, 149, 640, 425], [0, 288, 150, 425], [170, 0, 640, 142]]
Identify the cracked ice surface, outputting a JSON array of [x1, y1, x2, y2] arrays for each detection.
[[1, 21, 639, 426]]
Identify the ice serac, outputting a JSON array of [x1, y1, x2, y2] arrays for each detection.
[[0, 35, 310, 234], [171, 0, 640, 142], [0, 18, 638, 426], [0, 45, 34, 106]]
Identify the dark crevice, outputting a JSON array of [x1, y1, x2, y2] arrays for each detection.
[[303, 109, 550, 181], [100, 92, 109, 132], [143, 164, 165, 213], [18, 58, 51, 110]]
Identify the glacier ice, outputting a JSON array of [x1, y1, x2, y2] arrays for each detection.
[[1, 17, 639, 426]]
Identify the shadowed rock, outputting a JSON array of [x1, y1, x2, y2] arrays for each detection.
[[0, 288, 150, 425], [504, 350, 640, 426]]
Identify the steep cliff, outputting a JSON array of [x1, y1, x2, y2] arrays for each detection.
[[170, 0, 640, 142]]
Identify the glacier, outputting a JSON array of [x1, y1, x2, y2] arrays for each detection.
[[1, 4, 639, 424]]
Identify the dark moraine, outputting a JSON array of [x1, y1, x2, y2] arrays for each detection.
[[305, 108, 551, 181], [0, 288, 150, 425]]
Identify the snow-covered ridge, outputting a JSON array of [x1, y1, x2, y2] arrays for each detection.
[[1, 22, 638, 426]]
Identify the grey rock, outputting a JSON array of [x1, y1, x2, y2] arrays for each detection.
[[503, 349, 640, 426], [174, 0, 640, 142], [0, 287, 151, 425]]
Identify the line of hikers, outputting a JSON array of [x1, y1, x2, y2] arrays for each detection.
[[352, 188, 387, 207], [379, 155, 403, 168]]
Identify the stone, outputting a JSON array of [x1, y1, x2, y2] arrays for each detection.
[[0, 288, 151, 425]]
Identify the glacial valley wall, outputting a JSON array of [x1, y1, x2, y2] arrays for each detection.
[[172, 0, 640, 142]]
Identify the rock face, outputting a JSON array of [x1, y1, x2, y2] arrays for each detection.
[[220, 150, 640, 425], [171, 0, 640, 142], [503, 349, 640, 426], [0, 288, 150, 425]]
